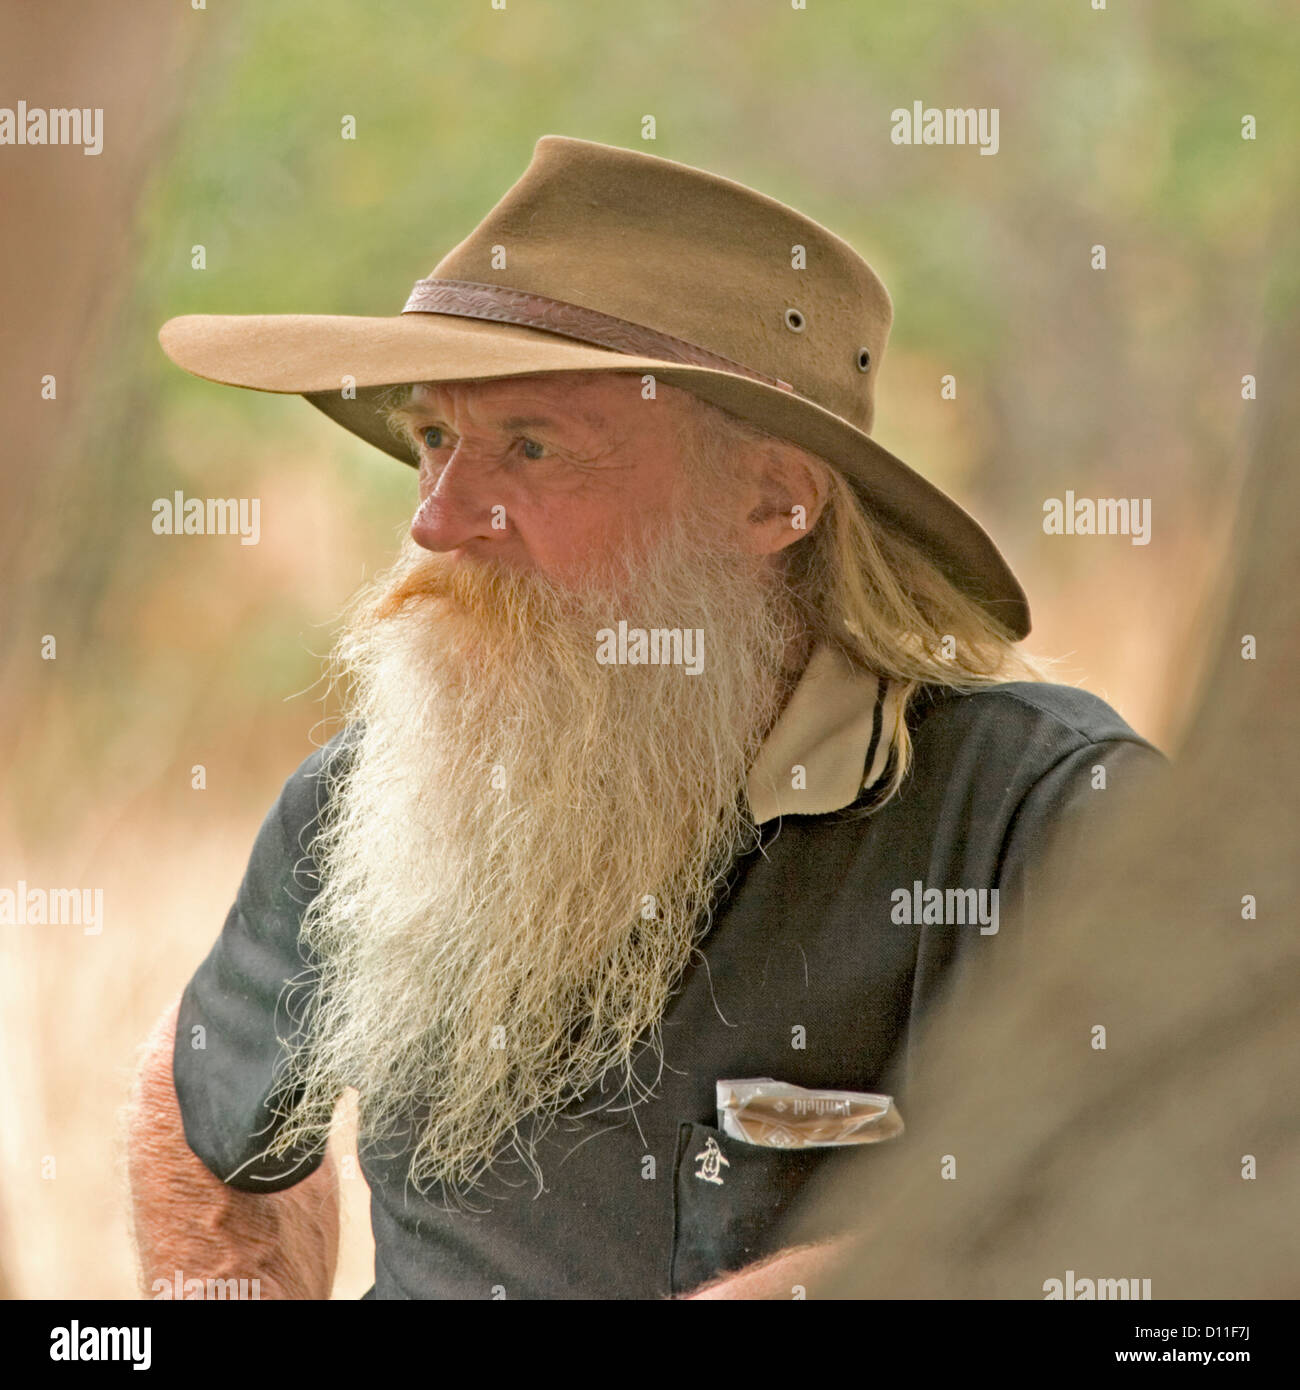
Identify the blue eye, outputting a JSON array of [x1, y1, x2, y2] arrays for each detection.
[[422, 425, 444, 450], [520, 438, 546, 460]]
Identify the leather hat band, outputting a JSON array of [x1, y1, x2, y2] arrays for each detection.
[[402, 277, 794, 393]]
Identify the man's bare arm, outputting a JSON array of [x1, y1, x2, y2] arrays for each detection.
[[679, 1236, 854, 1300], [126, 997, 340, 1300]]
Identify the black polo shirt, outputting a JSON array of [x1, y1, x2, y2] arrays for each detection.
[[173, 678, 1163, 1298]]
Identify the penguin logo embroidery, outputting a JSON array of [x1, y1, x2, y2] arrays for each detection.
[[693, 1136, 730, 1186]]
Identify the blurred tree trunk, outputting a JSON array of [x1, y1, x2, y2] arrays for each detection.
[[798, 240, 1300, 1299], [0, 0, 196, 735], [0, 0, 200, 1299]]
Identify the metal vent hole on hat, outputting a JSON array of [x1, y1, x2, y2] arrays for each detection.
[[784, 307, 806, 332], [857, 347, 871, 372]]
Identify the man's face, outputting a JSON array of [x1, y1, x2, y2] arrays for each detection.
[[399, 372, 754, 588]]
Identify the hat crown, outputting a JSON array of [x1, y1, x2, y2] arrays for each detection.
[[430, 136, 893, 433]]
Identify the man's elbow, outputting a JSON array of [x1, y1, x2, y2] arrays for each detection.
[[124, 995, 340, 1300]]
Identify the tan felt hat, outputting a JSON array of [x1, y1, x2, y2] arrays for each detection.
[[158, 134, 1030, 638]]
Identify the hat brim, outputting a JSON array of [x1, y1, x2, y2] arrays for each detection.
[[158, 311, 1030, 638]]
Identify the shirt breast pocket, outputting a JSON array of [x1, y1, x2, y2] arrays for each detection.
[[669, 1120, 841, 1296]]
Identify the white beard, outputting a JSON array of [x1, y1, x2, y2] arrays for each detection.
[[266, 501, 802, 1201]]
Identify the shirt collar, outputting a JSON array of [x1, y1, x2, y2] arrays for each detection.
[[745, 643, 899, 826]]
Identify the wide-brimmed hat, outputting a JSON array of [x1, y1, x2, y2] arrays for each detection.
[[158, 134, 1030, 638]]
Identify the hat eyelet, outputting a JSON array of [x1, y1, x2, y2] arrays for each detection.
[[783, 307, 806, 333], [856, 347, 871, 372]]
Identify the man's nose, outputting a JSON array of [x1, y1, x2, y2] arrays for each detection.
[[410, 449, 499, 553]]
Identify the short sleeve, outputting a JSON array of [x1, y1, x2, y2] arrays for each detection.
[[171, 728, 357, 1193], [997, 736, 1168, 923]]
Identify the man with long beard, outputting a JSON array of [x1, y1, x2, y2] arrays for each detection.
[[128, 137, 1161, 1299], [273, 373, 818, 1207]]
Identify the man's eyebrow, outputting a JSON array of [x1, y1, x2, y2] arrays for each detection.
[[497, 412, 607, 434], [384, 393, 608, 437]]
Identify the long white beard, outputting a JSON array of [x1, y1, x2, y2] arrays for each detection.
[[266, 502, 802, 1201]]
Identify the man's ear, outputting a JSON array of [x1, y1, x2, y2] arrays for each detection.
[[742, 441, 831, 556]]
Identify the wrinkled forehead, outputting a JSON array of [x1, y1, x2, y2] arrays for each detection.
[[408, 370, 652, 419]]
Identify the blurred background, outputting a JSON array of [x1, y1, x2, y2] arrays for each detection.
[[0, 0, 1295, 1297]]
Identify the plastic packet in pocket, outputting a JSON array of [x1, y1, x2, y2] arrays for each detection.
[[716, 1077, 904, 1148]]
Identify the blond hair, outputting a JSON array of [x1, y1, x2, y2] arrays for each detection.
[[673, 395, 1058, 811]]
